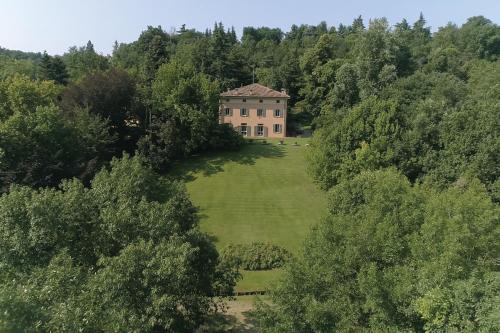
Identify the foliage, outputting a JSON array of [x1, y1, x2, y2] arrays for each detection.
[[308, 63, 499, 201], [0, 74, 61, 120], [60, 68, 143, 153], [0, 76, 115, 191], [0, 54, 38, 79], [138, 60, 243, 171], [63, 41, 109, 81], [255, 170, 499, 332], [39, 51, 69, 84], [135, 25, 172, 82], [221, 242, 292, 271], [1, 15, 499, 331], [0, 154, 238, 332]]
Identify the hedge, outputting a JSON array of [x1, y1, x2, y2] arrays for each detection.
[[220, 242, 292, 270]]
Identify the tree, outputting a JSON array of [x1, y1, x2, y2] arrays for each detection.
[[0, 75, 114, 191], [151, 61, 220, 151], [356, 18, 398, 97], [39, 51, 69, 84], [255, 170, 499, 332], [138, 60, 243, 171], [0, 74, 61, 120], [63, 41, 109, 81], [0, 154, 238, 332], [60, 68, 143, 153], [351, 15, 365, 33], [331, 63, 359, 108], [136, 26, 170, 82], [458, 16, 500, 59]]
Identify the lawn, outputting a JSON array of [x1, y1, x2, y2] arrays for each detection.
[[172, 137, 327, 291]]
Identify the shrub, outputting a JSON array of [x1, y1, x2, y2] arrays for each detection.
[[209, 123, 245, 151], [220, 242, 292, 270]]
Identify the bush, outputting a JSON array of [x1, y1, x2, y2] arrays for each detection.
[[209, 123, 245, 151], [220, 242, 292, 270], [138, 122, 244, 172]]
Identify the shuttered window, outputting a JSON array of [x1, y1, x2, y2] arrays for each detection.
[[273, 124, 282, 133], [257, 109, 266, 117], [256, 124, 264, 136], [240, 123, 248, 136], [274, 109, 282, 117], [240, 108, 248, 117], [224, 108, 231, 116]]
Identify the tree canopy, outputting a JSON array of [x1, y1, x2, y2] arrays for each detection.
[[255, 170, 499, 332], [0, 154, 237, 332]]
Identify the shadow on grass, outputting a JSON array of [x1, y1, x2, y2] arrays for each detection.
[[197, 311, 259, 333], [171, 143, 286, 182]]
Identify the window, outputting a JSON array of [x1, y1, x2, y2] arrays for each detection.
[[224, 108, 231, 116], [240, 123, 248, 136], [274, 109, 282, 117], [256, 124, 264, 136], [257, 109, 265, 117], [273, 124, 282, 133], [276, 100, 280, 103], [225, 99, 230, 102], [240, 108, 248, 117], [242, 99, 247, 102], [259, 99, 263, 103]]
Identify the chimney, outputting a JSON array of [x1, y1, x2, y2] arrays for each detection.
[[281, 88, 287, 95]]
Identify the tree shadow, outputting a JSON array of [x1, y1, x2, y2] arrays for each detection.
[[197, 311, 259, 333], [171, 143, 286, 182]]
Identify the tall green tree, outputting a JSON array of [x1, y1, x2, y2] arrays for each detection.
[[60, 68, 143, 153], [0, 154, 238, 332], [136, 26, 171, 82], [63, 41, 109, 81], [138, 60, 242, 170], [39, 51, 69, 84], [0, 75, 114, 191], [255, 170, 499, 332]]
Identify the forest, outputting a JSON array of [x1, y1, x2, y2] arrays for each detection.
[[0, 14, 499, 332]]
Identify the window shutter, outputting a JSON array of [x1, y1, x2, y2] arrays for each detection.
[[254, 126, 258, 136], [230, 109, 233, 116], [264, 126, 268, 137], [235, 126, 240, 133], [247, 125, 251, 137], [263, 109, 266, 117]]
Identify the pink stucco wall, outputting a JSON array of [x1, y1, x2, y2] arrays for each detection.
[[219, 97, 288, 138]]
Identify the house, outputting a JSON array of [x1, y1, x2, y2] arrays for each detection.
[[220, 83, 289, 138]]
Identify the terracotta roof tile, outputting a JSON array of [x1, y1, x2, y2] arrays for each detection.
[[221, 83, 290, 98]]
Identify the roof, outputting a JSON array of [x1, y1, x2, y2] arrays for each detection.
[[221, 83, 290, 98]]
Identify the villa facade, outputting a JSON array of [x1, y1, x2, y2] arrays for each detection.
[[219, 83, 289, 138]]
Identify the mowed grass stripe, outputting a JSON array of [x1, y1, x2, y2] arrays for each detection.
[[172, 138, 327, 291], [173, 138, 326, 253]]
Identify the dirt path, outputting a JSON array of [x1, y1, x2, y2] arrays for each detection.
[[197, 296, 266, 333]]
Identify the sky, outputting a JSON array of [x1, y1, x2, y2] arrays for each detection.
[[1, 0, 500, 55]]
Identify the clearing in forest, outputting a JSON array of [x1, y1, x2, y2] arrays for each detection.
[[172, 137, 327, 291]]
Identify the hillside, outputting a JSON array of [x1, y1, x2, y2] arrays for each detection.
[[172, 137, 327, 291]]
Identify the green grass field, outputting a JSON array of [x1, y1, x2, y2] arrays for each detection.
[[172, 137, 327, 291]]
